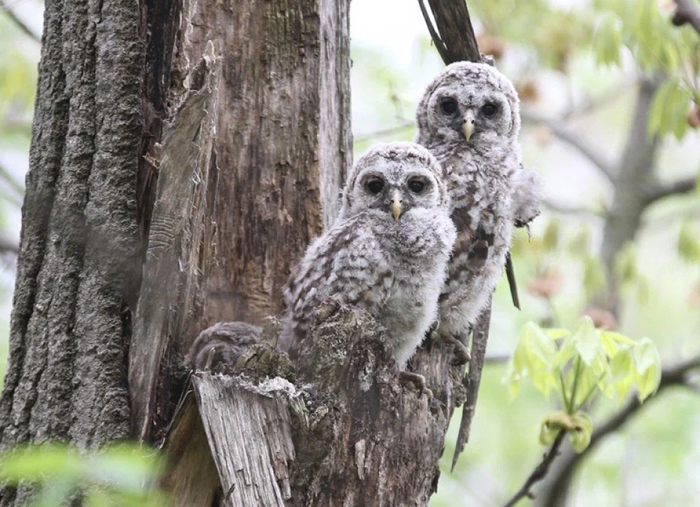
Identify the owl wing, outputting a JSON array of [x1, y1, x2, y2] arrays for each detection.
[[284, 213, 394, 351]]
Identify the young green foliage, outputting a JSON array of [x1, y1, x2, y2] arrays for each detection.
[[505, 317, 661, 453], [0, 443, 166, 506]]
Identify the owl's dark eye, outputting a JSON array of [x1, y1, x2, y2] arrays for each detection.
[[366, 179, 384, 194], [408, 179, 425, 194], [440, 99, 458, 115], [481, 103, 498, 117]]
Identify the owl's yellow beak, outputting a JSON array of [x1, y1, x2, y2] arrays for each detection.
[[390, 191, 403, 220], [462, 109, 476, 141], [391, 199, 402, 220]]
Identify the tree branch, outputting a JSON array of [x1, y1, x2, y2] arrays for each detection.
[[532, 355, 700, 507], [354, 121, 415, 144], [418, 0, 481, 64], [0, 0, 40, 42], [0, 236, 18, 255], [672, 0, 700, 35], [543, 198, 605, 219], [504, 432, 566, 507], [521, 112, 615, 184], [645, 176, 698, 205]]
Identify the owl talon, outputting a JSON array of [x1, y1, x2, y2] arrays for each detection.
[[430, 331, 470, 366], [399, 371, 433, 399]]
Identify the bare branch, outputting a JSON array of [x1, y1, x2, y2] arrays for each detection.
[[419, 0, 481, 64], [417, 0, 450, 64], [672, 0, 700, 35], [521, 112, 615, 184], [0, 1, 40, 42], [484, 353, 510, 364], [0, 236, 18, 255], [561, 80, 635, 121], [543, 198, 605, 219], [533, 355, 700, 507], [354, 121, 415, 144], [645, 176, 697, 205], [504, 432, 566, 507]]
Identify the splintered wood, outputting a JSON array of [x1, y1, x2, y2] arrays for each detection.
[[192, 374, 296, 507]]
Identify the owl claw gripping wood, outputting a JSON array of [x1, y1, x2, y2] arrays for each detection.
[[416, 61, 543, 466]]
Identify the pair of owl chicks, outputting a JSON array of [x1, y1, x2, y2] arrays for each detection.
[[188, 62, 542, 385]]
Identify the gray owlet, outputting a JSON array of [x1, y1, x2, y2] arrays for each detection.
[[415, 61, 542, 345], [278, 142, 457, 369]]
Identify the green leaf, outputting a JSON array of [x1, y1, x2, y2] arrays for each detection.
[[614, 242, 638, 284], [601, 331, 635, 345], [633, 337, 662, 401], [593, 16, 622, 67], [506, 322, 559, 399], [567, 225, 591, 257], [0, 444, 82, 483], [543, 220, 560, 251], [610, 348, 636, 401], [583, 255, 607, 300], [678, 221, 700, 263], [540, 411, 594, 453], [569, 413, 593, 452], [546, 328, 571, 340], [570, 317, 600, 366]]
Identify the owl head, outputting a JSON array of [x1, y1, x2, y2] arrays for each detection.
[[415, 61, 520, 149], [339, 142, 450, 220]]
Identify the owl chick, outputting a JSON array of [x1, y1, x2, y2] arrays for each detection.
[[415, 61, 542, 344], [279, 142, 457, 371]]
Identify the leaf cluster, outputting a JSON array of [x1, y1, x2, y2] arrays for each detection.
[[0, 443, 167, 506], [505, 317, 662, 452]]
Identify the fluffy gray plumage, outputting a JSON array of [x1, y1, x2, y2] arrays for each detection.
[[415, 61, 542, 340], [279, 142, 457, 367]]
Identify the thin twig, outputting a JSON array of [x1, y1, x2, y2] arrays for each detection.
[[0, 0, 40, 42], [484, 353, 511, 364], [644, 176, 697, 205], [503, 431, 566, 507], [0, 236, 19, 255], [522, 112, 615, 183], [543, 199, 605, 219], [417, 0, 450, 64], [560, 80, 635, 121], [354, 121, 415, 144]]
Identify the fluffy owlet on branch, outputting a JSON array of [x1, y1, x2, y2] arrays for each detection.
[[415, 61, 542, 347], [278, 142, 457, 372]]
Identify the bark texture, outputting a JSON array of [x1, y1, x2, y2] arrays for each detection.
[[0, 0, 144, 504], [163, 307, 465, 506], [129, 0, 353, 442]]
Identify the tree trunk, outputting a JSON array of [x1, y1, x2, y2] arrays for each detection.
[[0, 0, 465, 505], [0, 0, 143, 504], [128, 0, 353, 444]]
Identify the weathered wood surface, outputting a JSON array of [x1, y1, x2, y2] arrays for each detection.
[[194, 374, 296, 507], [129, 0, 352, 443], [165, 307, 465, 506], [291, 307, 465, 506]]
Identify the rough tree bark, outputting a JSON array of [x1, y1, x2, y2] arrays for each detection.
[[0, 0, 143, 504]]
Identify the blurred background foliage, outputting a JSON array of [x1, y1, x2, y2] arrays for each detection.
[[0, 0, 699, 505]]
